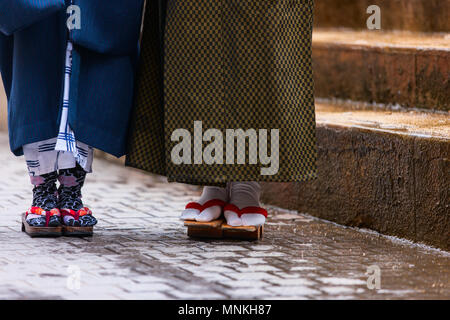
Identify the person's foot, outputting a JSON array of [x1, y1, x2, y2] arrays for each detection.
[[25, 207, 61, 227], [58, 165, 97, 227], [181, 186, 228, 222], [26, 172, 61, 227], [224, 182, 267, 227], [60, 207, 97, 227]]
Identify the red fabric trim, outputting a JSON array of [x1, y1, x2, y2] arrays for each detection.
[[61, 207, 92, 221], [25, 207, 60, 227], [45, 211, 50, 227], [61, 209, 79, 220], [185, 199, 226, 212], [224, 204, 268, 218], [26, 207, 60, 217], [185, 202, 202, 211]]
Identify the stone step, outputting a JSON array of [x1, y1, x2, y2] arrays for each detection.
[[261, 102, 449, 250], [312, 30, 450, 111], [314, 0, 449, 33]]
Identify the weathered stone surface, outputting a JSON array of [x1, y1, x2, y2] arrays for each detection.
[[312, 31, 450, 111], [413, 138, 450, 247], [314, 0, 450, 33], [415, 51, 450, 111], [257, 182, 300, 211], [261, 105, 450, 250], [313, 103, 450, 138]]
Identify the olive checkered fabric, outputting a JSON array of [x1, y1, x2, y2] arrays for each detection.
[[126, 0, 317, 186]]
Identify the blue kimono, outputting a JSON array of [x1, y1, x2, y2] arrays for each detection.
[[0, 0, 144, 157]]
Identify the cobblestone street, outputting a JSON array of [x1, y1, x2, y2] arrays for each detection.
[[0, 133, 448, 300]]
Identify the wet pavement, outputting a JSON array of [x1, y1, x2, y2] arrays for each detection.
[[0, 133, 448, 300]]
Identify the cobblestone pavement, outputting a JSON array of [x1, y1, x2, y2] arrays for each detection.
[[0, 134, 448, 300]]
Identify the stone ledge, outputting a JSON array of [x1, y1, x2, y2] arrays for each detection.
[[312, 30, 450, 111], [262, 104, 449, 250], [314, 0, 450, 33]]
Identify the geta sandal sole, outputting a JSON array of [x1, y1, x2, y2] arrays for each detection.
[[62, 225, 94, 237], [184, 219, 263, 240], [21, 213, 62, 237]]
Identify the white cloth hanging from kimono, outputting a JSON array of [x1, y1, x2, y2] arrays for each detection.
[[55, 41, 91, 168], [23, 41, 93, 176]]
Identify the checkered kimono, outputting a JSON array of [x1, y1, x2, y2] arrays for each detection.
[[126, 0, 317, 186]]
